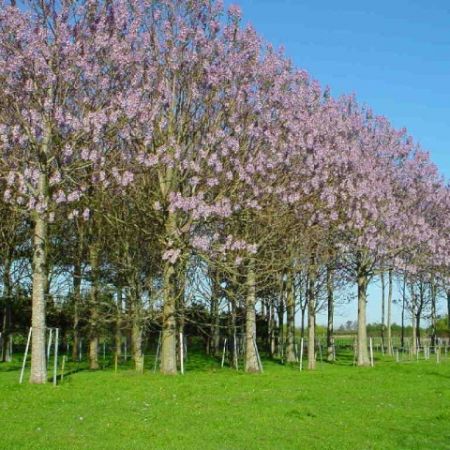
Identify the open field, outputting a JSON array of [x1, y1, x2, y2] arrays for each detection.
[[1, 353, 450, 450]]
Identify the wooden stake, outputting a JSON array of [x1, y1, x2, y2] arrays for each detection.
[[46, 328, 53, 368], [19, 327, 32, 384], [299, 338, 304, 371], [61, 355, 66, 381], [53, 328, 59, 386], [221, 338, 227, 368], [179, 332, 184, 375], [369, 338, 374, 367]]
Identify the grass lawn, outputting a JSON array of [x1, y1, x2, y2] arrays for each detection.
[[1, 352, 450, 450]]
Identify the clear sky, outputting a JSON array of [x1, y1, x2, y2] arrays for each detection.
[[226, 0, 450, 179], [225, 0, 450, 326]]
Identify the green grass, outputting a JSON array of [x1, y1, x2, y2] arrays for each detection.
[[1, 352, 450, 450]]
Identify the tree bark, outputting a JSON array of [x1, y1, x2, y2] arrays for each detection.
[[269, 301, 276, 357], [387, 269, 393, 355], [285, 270, 297, 363], [245, 260, 260, 373], [430, 275, 437, 348], [307, 263, 316, 370], [357, 269, 370, 366], [29, 169, 49, 384], [380, 271, 385, 349], [229, 297, 238, 369], [72, 258, 81, 362], [401, 274, 406, 349], [88, 243, 100, 370], [447, 290, 450, 331], [131, 315, 144, 373], [326, 265, 334, 362], [277, 299, 284, 359], [160, 256, 178, 374], [210, 271, 221, 357], [129, 282, 144, 373], [115, 287, 122, 361], [1, 257, 12, 362]]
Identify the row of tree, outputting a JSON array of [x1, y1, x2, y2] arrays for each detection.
[[0, 0, 449, 383]]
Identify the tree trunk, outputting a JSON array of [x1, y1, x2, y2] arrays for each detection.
[[72, 259, 81, 362], [401, 274, 406, 349], [447, 290, 450, 331], [269, 301, 276, 357], [416, 312, 421, 349], [161, 257, 178, 374], [160, 210, 180, 375], [277, 300, 284, 359], [131, 316, 144, 373], [285, 270, 297, 363], [380, 271, 385, 349], [387, 269, 393, 355], [326, 265, 334, 362], [430, 275, 437, 348], [245, 260, 260, 373], [30, 174, 49, 383], [129, 282, 144, 373], [88, 243, 100, 370], [357, 270, 370, 366], [210, 272, 221, 357], [300, 302, 306, 339], [1, 257, 12, 362], [307, 265, 316, 370], [115, 287, 122, 361], [229, 298, 238, 369]]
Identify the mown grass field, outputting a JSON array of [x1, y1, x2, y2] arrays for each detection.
[[1, 352, 450, 450]]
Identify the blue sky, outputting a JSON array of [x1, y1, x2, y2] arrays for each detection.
[[226, 0, 450, 180], [226, 0, 450, 325]]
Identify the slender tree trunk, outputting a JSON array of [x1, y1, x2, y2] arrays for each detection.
[[88, 243, 100, 370], [357, 269, 370, 367], [229, 297, 238, 369], [447, 290, 450, 331], [115, 288, 122, 361], [210, 272, 221, 357], [30, 169, 49, 384], [430, 276, 437, 348], [326, 265, 334, 362], [307, 265, 316, 370], [2, 257, 12, 362], [245, 260, 260, 373], [411, 314, 417, 355], [269, 301, 276, 357], [416, 312, 421, 349], [277, 300, 284, 359], [380, 271, 385, 348], [300, 303, 306, 339], [1, 305, 12, 363], [130, 283, 144, 373], [387, 269, 393, 355], [401, 275, 406, 349], [161, 257, 178, 374], [285, 270, 297, 363], [131, 316, 144, 373], [72, 259, 81, 362]]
